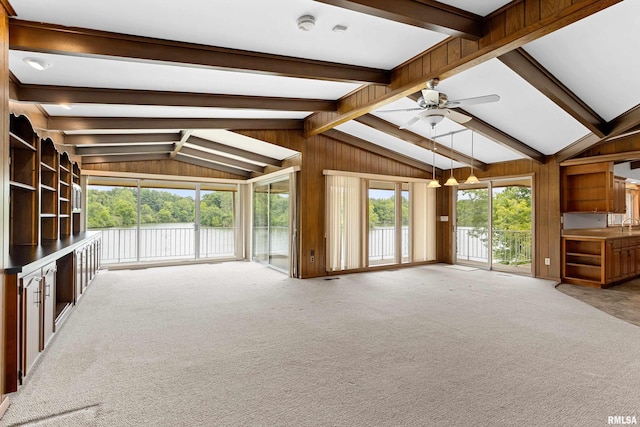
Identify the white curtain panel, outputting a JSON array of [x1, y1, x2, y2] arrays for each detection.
[[411, 182, 436, 262], [326, 175, 362, 271]]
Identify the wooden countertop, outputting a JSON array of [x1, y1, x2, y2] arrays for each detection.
[[5, 231, 101, 274], [562, 228, 640, 240]]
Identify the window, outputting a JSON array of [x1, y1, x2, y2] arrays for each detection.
[[87, 177, 238, 264], [325, 171, 435, 272]]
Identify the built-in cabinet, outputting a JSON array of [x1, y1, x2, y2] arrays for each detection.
[[561, 162, 626, 213], [562, 234, 640, 288], [8, 114, 82, 249], [3, 114, 101, 393]]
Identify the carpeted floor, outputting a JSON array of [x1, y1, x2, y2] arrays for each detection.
[[1, 262, 639, 426]]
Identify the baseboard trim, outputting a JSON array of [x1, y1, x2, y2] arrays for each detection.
[[0, 395, 11, 419]]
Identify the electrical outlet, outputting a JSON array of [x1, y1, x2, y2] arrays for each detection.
[[310, 250, 315, 263], [310, 255, 315, 263], [544, 258, 550, 266]]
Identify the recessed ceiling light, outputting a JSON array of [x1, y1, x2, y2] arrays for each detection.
[[297, 15, 315, 31], [23, 57, 51, 71]]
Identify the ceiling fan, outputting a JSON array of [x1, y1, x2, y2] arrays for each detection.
[[379, 78, 500, 129]]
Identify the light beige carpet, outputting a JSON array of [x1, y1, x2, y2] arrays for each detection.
[[1, 263, 639, 426]]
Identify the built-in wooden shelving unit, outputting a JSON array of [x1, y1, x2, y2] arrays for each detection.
[[562, 238, 605, 287], [5, 114, 100, 395], [8, 114, 84, 247], [9, 115, 38, 247]]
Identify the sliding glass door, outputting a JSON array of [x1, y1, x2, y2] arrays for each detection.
[[252, 176, 291, 273], [88, 178, 238, 264], [455, 177, 533, 274], [455, 185, 490, 268]]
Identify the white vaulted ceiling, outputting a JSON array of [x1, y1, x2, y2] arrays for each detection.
[[6, 0, 640, 176]]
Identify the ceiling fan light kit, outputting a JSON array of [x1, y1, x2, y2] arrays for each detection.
[[379, 77, 499, 130]]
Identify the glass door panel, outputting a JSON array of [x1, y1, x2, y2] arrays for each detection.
[[199, 188, 236, 258], [491, 178, 532, 274], [368, 180, 396, 266], [456, 185, 490, 268], [253, 183, 269, 264], [252, 178, 291, 273], [268, 180, 290, 271], [87, 183, 138, 264], [401, 185, 410, 263], [138, 186, 196, 262]]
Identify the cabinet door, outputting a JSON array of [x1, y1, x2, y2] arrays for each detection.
[[613, 248, 623, 281], [21, 270, 42, 378], [74, 249, 83, 302], [42, 262, 56, 348], [82, 247, 88, 291], [614, 179, 627, 214]]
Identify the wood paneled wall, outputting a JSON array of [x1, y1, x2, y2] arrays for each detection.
[[238, 130, 432, 278], [579, 132, 640, 157], [82, 158, 247, 180]]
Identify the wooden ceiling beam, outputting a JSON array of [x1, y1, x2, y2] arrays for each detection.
[[498, 48, 607, 138], [13, 84, 337, 112], [354, 114, 487, 171], [81, 153, 171, 164], [47, 117, 303, 131], [560, 150, 640, 167], [178, 146, 264, 173], [324, 129, 434, 172], [555, 105, 640, 162], [187, 135, 282, 167], [554, 133, 601, 164], [313, 0, 483, 39], [174, 153, 251, 178], [64, 133, 180, 146], [607, 104, 640, 139], [74, 143, 174, 156], [9, 19, 389, 84], [304, 0, 622, 136]]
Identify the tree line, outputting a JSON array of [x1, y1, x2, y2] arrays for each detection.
[[87, 187, 234, 229]]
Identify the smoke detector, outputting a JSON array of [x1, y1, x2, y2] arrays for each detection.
[[297, 15, 316, 31]]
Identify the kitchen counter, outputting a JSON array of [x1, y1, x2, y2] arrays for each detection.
[[562, 227, 640, 240], [563, 229, 640, 288]]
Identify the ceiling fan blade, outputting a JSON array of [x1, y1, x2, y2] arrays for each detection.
[[445, 109, 472, 124], [446, 94, 500, 107], [399, 115, 423, 129], [377, 107, 424, 113]]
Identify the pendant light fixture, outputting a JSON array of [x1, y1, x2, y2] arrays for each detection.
[[444, 133, 458, 186], [428, 144, 441, 188], [465, 130, 480, 184]]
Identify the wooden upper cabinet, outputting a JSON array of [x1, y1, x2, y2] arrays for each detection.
[[561, 162, 626, 213], [613, 177, 627, 214]]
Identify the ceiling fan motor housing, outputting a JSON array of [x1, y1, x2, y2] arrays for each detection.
[[421, 88, 440, 106]]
